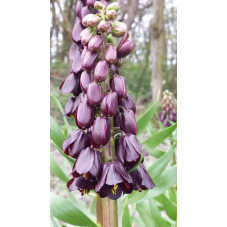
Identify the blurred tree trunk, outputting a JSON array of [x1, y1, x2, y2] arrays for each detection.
[[124, 0, 139, 30], [169, 61, 177, 98], [150, 0, 166, 102]]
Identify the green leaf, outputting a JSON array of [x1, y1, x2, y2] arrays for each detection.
[[149, 198, 168, 227], [128, 148, 145, 173], [136, 91, 159, 136], [50, 152, 69, 183], [141, 123, 177, 151], [133, 218, 146, 227], [122, 198, 132, 227], [90, 197, 97, 217], [147, 143, 177, 179], [159, 194, 177, 220], [148, 149, 166, 159], [50, 193, 97, 227], [169, 187, 177, 204], [50, 213, 62, 227]]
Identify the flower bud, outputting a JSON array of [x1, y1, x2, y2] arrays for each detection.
[[117, 40, 134, 58], [81, 50, 98, 71], [80, 6, 92, 21], [94, 1, 105, 10], [69, 42, 81, 61], [92, 116, 110, 146], [87, 81, 102, 106], [80, 28, 94, 46], [111, 75, 127, 98], [109, 64, 119, 75], [72, 17, 85, 42], [81, 46, 90, 62], [169, 113, 176, 122], [75, 100, 95, 129], [114, 109, 120, 127], [71, 94, 86, 114], [76, 0, 84, 18], [101, 92, 118, 117], [106, 9, 117, 20], [120, 94, 136, 114], [80, 71, 93, 93], [100, 0, 108, 10], [94, 60, 108, 82], [120, 110, 137, 135], [117, 31, 130, 50], [88, 35, 103, 51], [64, 97, 76, 117], [114, 58, 124, 68], [172, 109, 177, 115], [111, 21, 127, 38], [82, 14, 95, 27], [87, 15, 101, 28], [107, 2, 120, 12], [105, 44, 117, 64], [71, 51, 82, 74], [98, 21, 111, 32], [87, 0, 97, 7], [107, 34, 117, 47], [163, 119, 170, 127]]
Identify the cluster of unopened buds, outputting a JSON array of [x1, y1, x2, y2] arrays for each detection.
[[160, 90, 177, 127], [60, 0, 155, 200]]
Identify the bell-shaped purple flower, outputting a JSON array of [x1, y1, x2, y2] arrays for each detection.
[[62, 129, 91, 158], [98, 21, 110, 32], [117, 31, 130, 51], [75, 100, 95, 129], [105, 44, 117, 64], [114, 109, 120, 127], [129, 163, 155, 191], [81, 50, 98, 71], [106, 9, 117, 20], [117, 40, 134, 58], [160, 111, 166, 122], [114, 58, 124, 68], [87, 0, 97, 7], [94, 60, 108, 82], [120, 94, 136, 114], [71, 147, 103, 179], [101, 92, 118, 117], [95, 161, 133, 200], [116, 133, 149, 164], [64, 97, 76, 117], [69, 42, 81, 61], [120, 109, 138, 135], [80, 28, 94, 46], [71, 50, 82, 74], [92, 116, 111, 146], [111, 21, 127, 38], [76, 0, 84, 18], [87, 82, 102, 106], [70, 93, 87, 115], [109, 64, 119, 75], [163, 119, 170, 127], [111, 75, 127, 98], [80, 6, 92, 21], [169, 113, 176, 122], [87, 15, 101, 28], [80, 71, 93, 93], [172, 109, 177, 115], [88, 35, 103, 51], [72, 17, 85, 42]]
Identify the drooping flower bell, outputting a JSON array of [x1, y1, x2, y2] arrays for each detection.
[[86, 0, 97, 7], [76, 0, 84, 18], [69, 42, 81, 61], [80, 6, 92, 21], [120, 94, 136, 114], [88, 35, 103, 51], [94, 60, 108, 82], [81, 50, 98, 71], [64, 97, 76, 117], [80, 71, 93, 94], [80, 27, 95, 46], [120, 109, 138, 135], [87, 81, 102, 106], [101, 91, 118, 117], [111, 75, 127, 98], [109, 64, 119, 74], [105, 44, 117, 64], [114, 109, 120, 127], [115, 134, 149, 164], [95, 161, 133, 200], [117, 40, 134, 58], [72, 17, 85, 42]]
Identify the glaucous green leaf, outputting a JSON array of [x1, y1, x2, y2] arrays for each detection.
[[148, 149, 165, 159], [90, 197, 96, 217], [50, 213, 62, 227], [169, 187, 177, 204], [122, 198, 132, 227], [136, 91, 159, 136], [133, 218, 146, 227], [50, 193, 97, 226], [50, 152, 69, 183]]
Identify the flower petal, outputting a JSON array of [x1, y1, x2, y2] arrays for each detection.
[[116, 136, 126, 163], [113, 161, 132, 183], [90, 150, 103, 179], [98, 184, 122, 200], [140, 163, 156, 189], [105, 163, 125, 185]]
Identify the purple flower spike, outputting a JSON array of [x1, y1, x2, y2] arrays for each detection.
[[72, 17, 85, 42], [105, 44, 117, 64], [87, 82, 102, 106], [95, 161, 133, 200], [64, 97, 76, 117], [111, 75, 127, 98], [114, 109, 120, 127], [169, 113, 176, 122], [116, 134, 149, 164], [81, 50, 98, 71], [75, 100, 95, 129], [94, 60, 108, 82], [62, 129, 91, 158], [81, 28, 94, 46], [120, 94, 136, 114], [101, 92, 118, 117], [163, 119, 170, 127], [98, 21, 111, 32], [80, 6, 92, 21], [120, 110, 138, 135], [87, 0, 97, 7], [80, 71, 93, 93], [117, 40, 134, 58], [92, 116, 110, 146], [76, 0, 84, 18], [109, 64, 119, 75], [88, 35, 103, 51], [172, 109, 177, 115], [69, 42, 81, 61], [72, 147, 103, 179], [71, 93, 87, 114], [60, 73, 81, 95]]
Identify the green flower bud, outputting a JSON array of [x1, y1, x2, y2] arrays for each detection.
[[111, 21, 127, 38], [106, 9, 117, 20], [107, 34, 117, 48], [107, 2, 120, 12], [94, 1, 105, 10]]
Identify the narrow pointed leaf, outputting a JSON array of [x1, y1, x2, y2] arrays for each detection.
[[50, 213, 62, 227], [122, 198, 132, 227], [90, 197, 97, 216], [159, 194, 177, 220], [133, 218, 146, 227], [169, 187, 177, 204], [148, 149, 165, 159]]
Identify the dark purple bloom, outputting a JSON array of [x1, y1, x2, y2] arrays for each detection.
[[64, 97, 76, 117], [76, 0, 84, 18], [114, 109, 120, 127], [69, 42, 81, 61], [87, 82, 102, 106], [80, 6, 92, 21], [129, 163, 155, 191], [109, 64, 119, 75], [86, 0, 97, 7], [172, 109, 177, 115], [111, 75, 127, 98], [92, 116, 111, 146], [97, 21, 110, 32], [81, 46, 90, 62], [160, 111, 166, 122], [72, 17, 85, 42], [87, 15, 101, 27], [169, 113, 176, 122], [105, 44, 117, 64], [75, 100, 95, 129], [117, 40, 134, 58], [95, 161, 133, 200], [94, 60, 108, 82], [71, 50, 82, 74], [111, 21, 127, 38], [163, 119, 170, 127], [62, 129, 91, 159], [80, 28, 94, 46], [116, 134, 149, 164], [106, 9, 117, 20], [71, 93, 87, 115], [120, 110, 138, 135], [114, 58, 124, 68], [101, 92, 118, 117], [120, 94, 136, 114], [71, 147, 103, 179], [81, 50, 98, 71], [80, 71, 93, 93], [88, 35, 103, 51], [117, 31, 130, 51]]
